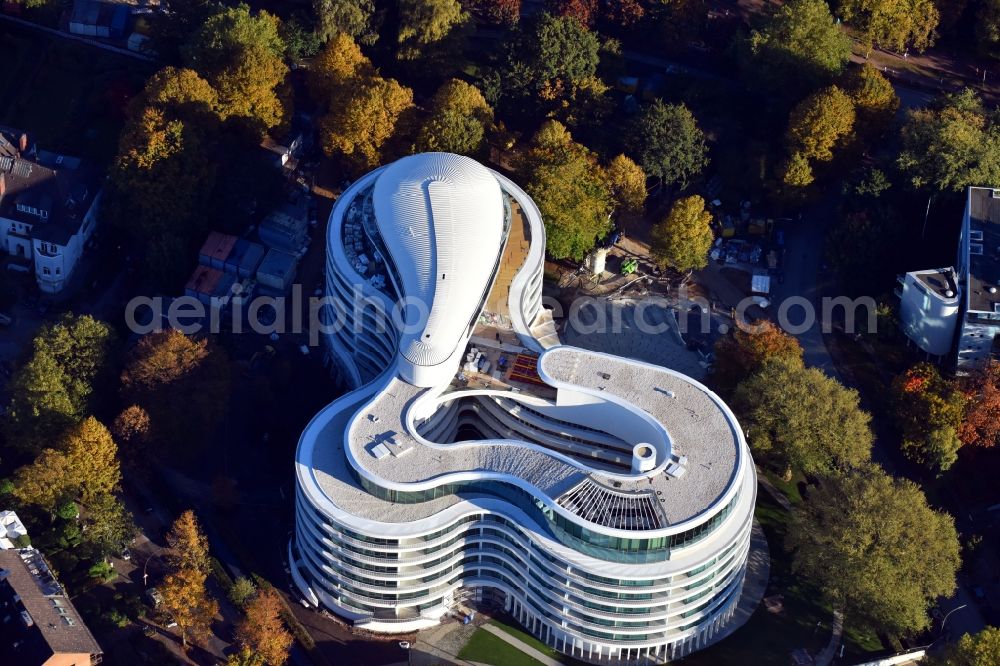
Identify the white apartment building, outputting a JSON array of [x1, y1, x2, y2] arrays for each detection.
[[291, 153, 757, 664], [898, 187, 1000, 373], [0, 129, 101, 294]]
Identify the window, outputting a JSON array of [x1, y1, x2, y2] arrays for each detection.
[[55, 268, 60, 275], [971, 243, 984, 255], [970, 229, 984, 241], [43, 267, 50, 275]]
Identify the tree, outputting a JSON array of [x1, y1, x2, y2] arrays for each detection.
[[892, 363, 967, 472], [3, 315, 115, 453], [234, 588, 294, 665], [741, 0, 852, 97], [12, 417, 121, 511], [306, 32, 373, 105], [602, 0, 644, 27], [64, 417, 121, 504], [280, 15, 322, 60], [844, 64, 899, 134], [781, 151, 815, 187], [415, 79, 493, 155], [473, 0, 521, 27], [547, 0, 596, 27], [148, 0, 219, 63], [959, 361, 1000, 448], [81, 492, 138, 560], [521, 121, 612, 260], [605, 154, 646, 216], [630, 100, 708, 190], [928, 626, 1000, 666], [112, 405, 151, 450], [649, 195, 714, 272], [318, 75, 414, 170], [788, 466, 961, 635], [397, 0, 467, 60], [160, 566, 219, 648], [313, 0, 378, 44], [158, 511, 218, 645], [504, 12, 600, 104], [837, 0, 939, 55], [228, 577, 257, 608], [786, 85, 855, 163], [121, 330, 231, 455], [106, 105, 216, 285], [165, 510, 211, 575], [897, 88, 1000, 193], [182, 4, 291, 134], [711, 321, 804, 396], [976, 0, 1000, 59], [733, 357, 873, 475]]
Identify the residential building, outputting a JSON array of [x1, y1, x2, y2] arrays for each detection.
[[291, 153, 757, 664], [0, 128, 101, 294], [898, 187, 1000, 373], [0, 548, 102, 665], [0, 511, 28, 550]]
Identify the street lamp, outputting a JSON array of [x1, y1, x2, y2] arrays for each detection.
[[399, 640, 411, 666], [142, 553, 159, 587]]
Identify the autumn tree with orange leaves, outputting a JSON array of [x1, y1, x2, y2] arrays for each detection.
[[233, 588, 294, 665], [711, 320, 804, 397], [159, 510, 217, 648], [891, 363, 966, 473], [959, 360, 1000, 448]]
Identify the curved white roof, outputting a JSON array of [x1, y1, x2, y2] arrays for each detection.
[[372, 153, 505, 385]]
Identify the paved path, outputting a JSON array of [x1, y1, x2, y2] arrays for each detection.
[[815, 610, 844, 666], [481, 624, 562, 666]]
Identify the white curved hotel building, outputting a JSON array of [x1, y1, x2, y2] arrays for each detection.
[[291, 153, 757, 664]]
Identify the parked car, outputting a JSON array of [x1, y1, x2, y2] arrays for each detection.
[[146, 587, 163, 608]]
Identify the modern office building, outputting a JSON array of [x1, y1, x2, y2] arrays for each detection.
[[898, 186, 1000, 372], [291, 153, 757, 664]]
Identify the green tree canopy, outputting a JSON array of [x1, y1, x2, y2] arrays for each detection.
[[897, 88, 1000, 192], [313, 0, 378, 44], [788, 466, 961, 635], [3, 315, 115, 453], [397, 0, 468, 60], [415, 79, 493, 155], [521, 120, 612, 260], [733, 356, 873, 475], [182, 3, 291, 134], [892, 362, 967, 473], [649, 195, 714, 272], [837, 0, 939, 54], [741, 0, 852, 97], [976, 0, 1000, 59], [504, 12, 600, 104], [629, 100, 708, 189], [81, 492, 138, 560], [928, 626, 1000, 666]]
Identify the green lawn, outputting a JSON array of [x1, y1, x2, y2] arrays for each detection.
[[459, 628, 547, 666], [488, 617, 563, 660]]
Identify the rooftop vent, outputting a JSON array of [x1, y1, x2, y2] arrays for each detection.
[[992, 189, 1000, 198], [990, 286, 998, 294], [945, 290, 955, 298]]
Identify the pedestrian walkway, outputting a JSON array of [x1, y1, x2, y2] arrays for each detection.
[[481, 624, 562, 666], [815, 610, 844, 666]]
